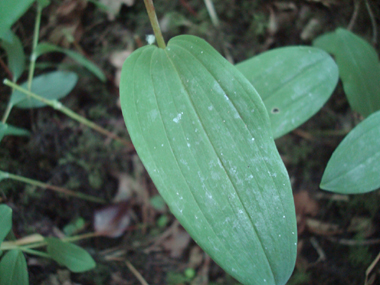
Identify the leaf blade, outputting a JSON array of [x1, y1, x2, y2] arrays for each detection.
[[0, 122, 30, 143], [313, 28, 380, 117], [10, 71, 78, 108], [34, 43, 106, 82], [321, 110, 380, 194], [0, 30, 26, 81], [0, 204, 12, 245], [0, 250, 29, 285], [236, 46, 339, 138], [46, 237, 96, 273], [0, 0, 35, 37], [120, 36, 297, 285]]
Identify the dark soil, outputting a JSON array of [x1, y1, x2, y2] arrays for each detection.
[[1, 0, 380, 284]]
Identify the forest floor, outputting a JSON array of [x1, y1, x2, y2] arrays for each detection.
[[1, 0, 380, 284]]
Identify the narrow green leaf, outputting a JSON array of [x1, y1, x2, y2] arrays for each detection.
[[236, 46, 339, 139], [313, 28, 380, 117], [0, 0, 35, 37], [0, 250, 28, 285], [10, 71, 78, 108], [0, 30, 26, 81], [120, 35, 297, 285], [33, 43, 106, 82], [0, 122, 30, 143], [46, 237, 96, 273], [321, 110, 380, 194], [0, 204, 12, 244]]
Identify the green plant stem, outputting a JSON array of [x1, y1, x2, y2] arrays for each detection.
[[3, 79, 132, 147], [19, 247, 51, 258], [0, 170, 105, 203], [0, 232, 102, 251], [143, 0, 166, 49], [204, 0, 220, 27], [27, 3, 43, 91], [1, 101, 13, 123]]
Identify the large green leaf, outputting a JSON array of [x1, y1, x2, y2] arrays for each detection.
[[46, 237, 96, 273], [10, 71, 78, 108], [0, 122, 30, 143], [0, 250, 28, 285], [0, 30, 26, 81], [236, 46, 339, 139], [33, 43, 106, 82], [0, 204, 12, 245], [321, 110, 380, 194], [0, 0, 35, 37], [313, 28, 380, 117], [120, 35, 297, 285]]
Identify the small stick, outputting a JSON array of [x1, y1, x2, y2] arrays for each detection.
[[365, 0, 377, 44], [347, 0, 361, 31], [126, 260, 150, 285], [365, 251, 380, 285], [0, 57, 13, 80]]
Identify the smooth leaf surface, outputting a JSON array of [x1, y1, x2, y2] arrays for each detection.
[[46, 237, 96, 272], [120, 35, 297, 285], [0, 204, 12, 245], [321, 110, 380, 194], [10, 71, 78, 108], [313, 28, 380, 117], [0, 30, 26, 81], [34, 43, 106, 82], [0, 0, 35, 37], [236, 46, 339, 139], [0, 122, 30, 143], [0, 250, 28, 285]]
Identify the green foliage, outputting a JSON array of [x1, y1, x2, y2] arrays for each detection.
[[0, 30, 26, 81], [33, 43, 106, 82], [10, 71, 78, 109], [46, 237, 96, 273], [120, 35, 297, 285], [149, 194, 167, 211], [0, 250, 29, 285], [321, 110, 380, 194], [0, 122, 30, 143], [236, 46, 339, 139], [313, 28, 380, 117], [0, 204, 12, 244], [0, 0, 35, 37]]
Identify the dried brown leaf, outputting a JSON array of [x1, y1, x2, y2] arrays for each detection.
[[94, 202, 131, 237], [306, 218, 342, 236], [99, 0, 135, 21], [162, 229, 191, 258]]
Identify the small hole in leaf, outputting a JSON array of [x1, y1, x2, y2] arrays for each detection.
[[271, 107, 280, 114]]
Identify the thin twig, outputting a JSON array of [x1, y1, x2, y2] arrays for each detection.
[[347, 0, 361, 31], [310, 237, 326, 263], [126, 260, 150, 285], [327, 237, 380, 246], [365, 0, 377, 44], [365, 251, 380, 285], [0, 57, 13, 80]]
